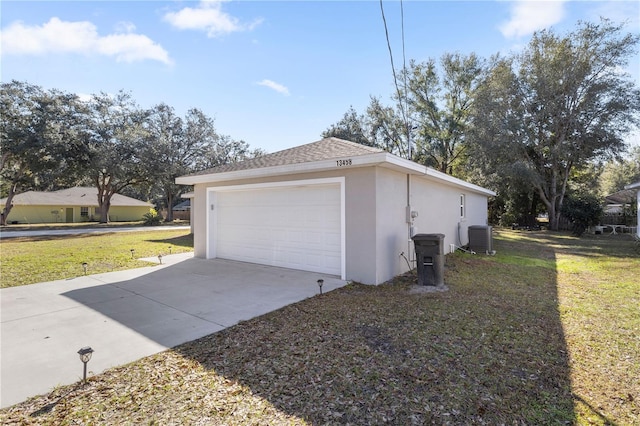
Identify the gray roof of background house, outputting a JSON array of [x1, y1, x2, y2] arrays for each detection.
[[0, 187, 152, 207], [172, 200, 191, 211], [185, 137, 383, 177], [605, 189, 637, 204]]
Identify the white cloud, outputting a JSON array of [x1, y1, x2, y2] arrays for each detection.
[[499, 0, 567, 38], [257, 79, 290, 96], [0, 17, 172, 65], [163, 0, 262, 38], [115, 21, 137, 34]]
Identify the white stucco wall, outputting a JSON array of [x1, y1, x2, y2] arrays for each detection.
[[189, 165, 490, 285], [411, 176, 489, 253], [373, 168, 413, 284]]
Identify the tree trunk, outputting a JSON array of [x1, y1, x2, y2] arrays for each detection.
[[164, 192, 174, 222], [537, 184, 561, 231], [549, 203, 560, 231], [96, 175, 115, 224], [1, 183, 18, 226]]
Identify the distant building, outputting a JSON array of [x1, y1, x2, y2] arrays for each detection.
[[624, 182, 640, 237], [172, 199, 191, 221], [0, 187, 152, 224]]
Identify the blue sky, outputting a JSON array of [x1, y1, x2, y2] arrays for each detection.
[[2, 1, 639, 153]]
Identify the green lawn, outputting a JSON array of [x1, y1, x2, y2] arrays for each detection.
[[0, 229, 638, 424], [0, 230, 193, 288]]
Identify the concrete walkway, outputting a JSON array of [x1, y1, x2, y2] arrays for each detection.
[[0, 253, 346, 408]]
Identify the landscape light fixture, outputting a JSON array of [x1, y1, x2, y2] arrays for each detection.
[[317, 279, 324, 295], [77, 346, 94, 383], [158, 253, 163, 264], [169, 246, 172, 254], [130, 249, 135, 259], [82, 262, 88, 275]]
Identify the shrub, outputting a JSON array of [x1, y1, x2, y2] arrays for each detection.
[[561, 193, 603, 237], [142, 208, 162, 226]]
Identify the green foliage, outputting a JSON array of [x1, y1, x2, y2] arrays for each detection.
[[322, 106, 372, 146], [2, 81, 262, 225], [561, 193, 603, 236], [599, 145, 640, 196], [0, 81, 90, 224], [470, 19, 640, 231], [142, 208, 162, 226], [323, 53, 486, 176]]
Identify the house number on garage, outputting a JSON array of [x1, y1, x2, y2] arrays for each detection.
[[336, 159, 352, 167]]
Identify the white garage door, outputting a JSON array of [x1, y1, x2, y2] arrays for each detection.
[[214, 182, 342, 276]]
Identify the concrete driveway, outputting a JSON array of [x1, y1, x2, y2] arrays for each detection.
[[0, 253, 347, 408]]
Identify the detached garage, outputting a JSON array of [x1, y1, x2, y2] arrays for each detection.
[[177, 138, 495, 285]]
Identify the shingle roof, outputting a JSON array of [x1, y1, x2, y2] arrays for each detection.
[[186, 137, 383, 177], [0, 187, 152, 207], [605, 189, 637, 204]]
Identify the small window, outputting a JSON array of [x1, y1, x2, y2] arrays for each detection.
[[81, 207, 89, 217], [460, 194, 465, 219]]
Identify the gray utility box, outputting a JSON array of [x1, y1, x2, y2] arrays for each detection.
[[468, 225, 493, 254], [412, 233, 445, 286]]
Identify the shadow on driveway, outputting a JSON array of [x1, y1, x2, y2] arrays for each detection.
[[0, 256, 345, 408]]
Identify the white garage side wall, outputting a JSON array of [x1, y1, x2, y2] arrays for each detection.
[[193, 184, 208, 257], [373, 168, 413, 285], [410, 177, 489, 254], [343, 168, 378, 285], [463, 192, 490, 243]]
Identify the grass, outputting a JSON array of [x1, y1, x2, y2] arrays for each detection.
[[0, 229, 638, 424], [0, 230, 193, 287]]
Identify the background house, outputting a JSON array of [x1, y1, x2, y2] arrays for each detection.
[[0, 187, 152, 224], [177, 138, 495, 285], [603, 188, 637, 226], [624, 181, 640, 237], [171, 199, 191, 221]]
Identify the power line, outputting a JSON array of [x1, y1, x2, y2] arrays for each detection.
[[379, 0, 411, 159]]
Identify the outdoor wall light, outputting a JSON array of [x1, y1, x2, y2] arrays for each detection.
[[317, 279, 324, 295], [82, 262, 88, 275], [77, 346, 94, 383], [130, 249, 135, 258], [158, 253, 163, 264]]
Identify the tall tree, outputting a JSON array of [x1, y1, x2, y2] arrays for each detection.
[[404, 53, 485, 175], [0, 81, 89, 225], [470, 20, 640, 230], [322, 53, 485, 176], [144, 103, 185, 222], [365, 96, 410, 158], [87, 91, 152, 223], [322, 106, 372, 146], [145, 106, 228, 221]]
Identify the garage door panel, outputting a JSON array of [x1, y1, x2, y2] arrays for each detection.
[[215, 184, 341, 275]]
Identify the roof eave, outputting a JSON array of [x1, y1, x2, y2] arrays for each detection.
[[176, 152, 495, 197], [424, 168, 497, 196], [176, 152, 395, 185]]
